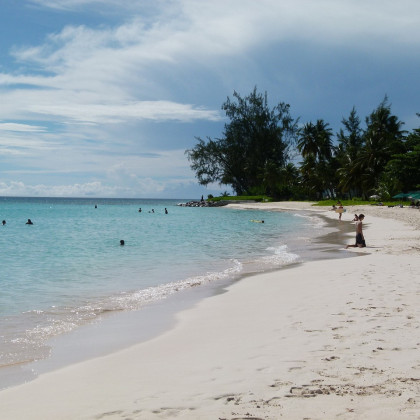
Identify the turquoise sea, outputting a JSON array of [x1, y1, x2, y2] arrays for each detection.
[[0, 197, 329, 379]]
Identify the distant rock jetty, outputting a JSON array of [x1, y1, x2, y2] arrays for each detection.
[[177, 200, 227, 207], [177, 200, 256, 207]]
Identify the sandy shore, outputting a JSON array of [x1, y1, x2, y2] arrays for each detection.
[[0, 203, 419, 419], [228, 201, 420, 255]]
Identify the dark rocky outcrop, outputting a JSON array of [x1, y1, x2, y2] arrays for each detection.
[[177, 200, 257, 207], [177, 200, 228, 207]]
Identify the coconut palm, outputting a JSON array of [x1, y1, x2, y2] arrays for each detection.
[[297, 120, 336, 197], [336, 107, 364, 197], [353, 98, 405, 197]]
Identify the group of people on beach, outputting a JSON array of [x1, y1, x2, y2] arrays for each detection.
[[331, 201, 366, 248]]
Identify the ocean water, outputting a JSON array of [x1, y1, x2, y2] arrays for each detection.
[[0, 197, 326, 372]]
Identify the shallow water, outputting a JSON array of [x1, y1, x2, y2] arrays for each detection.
[[0, 197, 326, 372]]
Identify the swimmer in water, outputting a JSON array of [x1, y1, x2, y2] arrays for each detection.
[[26, 219, 33, 225]]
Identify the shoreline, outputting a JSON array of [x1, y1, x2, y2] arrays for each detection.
[[0, 203, 419, 419], [0, 277, 234, 390], [0, 205, 341, 389]]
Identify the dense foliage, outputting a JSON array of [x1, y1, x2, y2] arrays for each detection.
[[187, 89, 420, 200], [185, 88, 297, 196]]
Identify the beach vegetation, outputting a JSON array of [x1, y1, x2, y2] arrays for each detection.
[[297, 119, 339, 199], [314, 199, 410, 207], [382, 116, 420, 193], [186, 87, 298, 197], [188, 90, 420, 202], [210, 195, 273, 202]]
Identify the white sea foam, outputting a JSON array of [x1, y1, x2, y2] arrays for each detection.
[[109, 259, 243, 310], [263, 245, 300, 266], [0, 259, 244, 368]]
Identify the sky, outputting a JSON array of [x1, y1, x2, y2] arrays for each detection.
[[0, 0, 419, 199]]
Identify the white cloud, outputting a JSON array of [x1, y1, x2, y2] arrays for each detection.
[[0, 180, 121, 197], [1, 0, 418, 198], [27, 0, 155, 13], [105, 149, 194, 180], [27, 0, 420, 48], [0, 131, 58, 155], [27, 100, 221, 124], [28, 0, 113, 10], [3, 0, 418, 128], [0, 143, 200, 197], [0, 176, 201, 198], [0, 123, 46, 132], [0, 88, 221, 124]]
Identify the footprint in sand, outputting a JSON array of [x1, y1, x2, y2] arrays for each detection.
[[323, 356, 340, 362], [288, 366, 303, 372]]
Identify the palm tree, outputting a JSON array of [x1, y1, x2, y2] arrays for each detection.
[[337, 155, 364, 198], [281, 162, 300, 188], [353, 98, 405, 197], [299, 154, 322, 198], [297, 122, 317, 158], [336, 108, 364, 197], [315, 119, 334, 163], [297, 120, 336, 197], [336, 107, 363, 162]]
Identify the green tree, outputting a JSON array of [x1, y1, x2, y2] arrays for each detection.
[[299, 153, 323, 198], [384, 114, 420, 192], [281, 162, 300, 189], [297, 122, 318, 159], [297, 119, 337, 198], [336, 107, 364, 162], [186, 88, 297, 195], [336, 107, 365, 197], [353, 97, 405, 198]]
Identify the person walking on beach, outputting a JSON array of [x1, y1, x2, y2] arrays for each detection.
[[346, 214, 366, 248], [337, 201, 344, 220]]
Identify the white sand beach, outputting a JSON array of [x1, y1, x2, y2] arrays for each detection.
[[0, 203, 419, 419]]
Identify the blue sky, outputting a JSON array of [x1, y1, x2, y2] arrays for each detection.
[[0, 0, 419, 198]]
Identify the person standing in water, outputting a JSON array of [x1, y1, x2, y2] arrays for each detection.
[[346, 214, 366, 248]]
